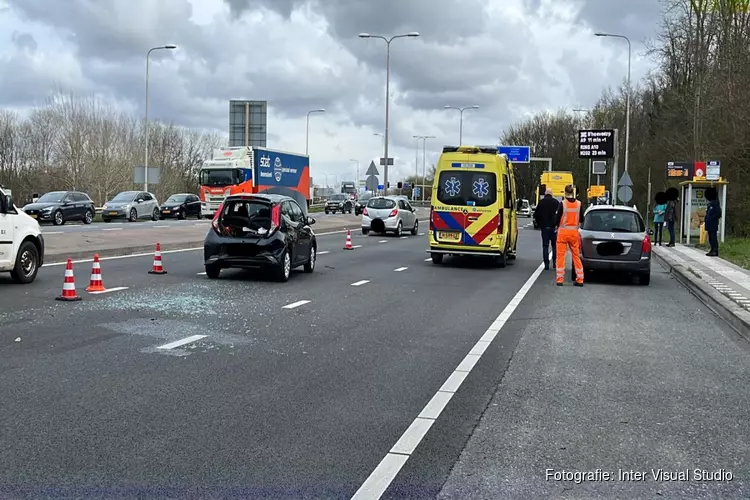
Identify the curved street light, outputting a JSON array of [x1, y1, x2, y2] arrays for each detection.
[[444, 105, 479, 145], [144, 44, 177, 192], [359, 31, 420, 194]]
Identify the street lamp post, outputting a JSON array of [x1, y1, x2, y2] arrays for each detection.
[[444, 105, 479, 145], [305, 109, 325, 156], [359, 31, 420, 196], [595, 33, 631, 176], [144, 44, 177, 193], [414, 135, 435, 201]]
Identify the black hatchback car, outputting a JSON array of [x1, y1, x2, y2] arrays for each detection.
[[160, 193, 201, 220], [204, 194, 317, 282], [22, 191, 96, 225]]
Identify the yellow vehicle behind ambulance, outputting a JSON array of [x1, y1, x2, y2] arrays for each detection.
[[428, 146, 518, 266]]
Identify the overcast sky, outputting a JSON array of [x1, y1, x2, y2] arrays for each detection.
[[0, 0, 662, 186]]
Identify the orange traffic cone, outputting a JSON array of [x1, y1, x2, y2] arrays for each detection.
[[56, 258, 82, 302], [148, 243, 168, 274], [343, 230, 353, 250], [86, 253, 106, 292]]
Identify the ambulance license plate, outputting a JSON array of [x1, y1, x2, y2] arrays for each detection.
[[438, 231, 460, 242]]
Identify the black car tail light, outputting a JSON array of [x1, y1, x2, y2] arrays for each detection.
[[210, 202, 224, 235], [268, 203, 281, 236]]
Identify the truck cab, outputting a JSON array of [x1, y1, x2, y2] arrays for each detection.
[[0, 187, 45, 283]]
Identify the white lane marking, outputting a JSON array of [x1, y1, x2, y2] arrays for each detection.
[[43, 231, 64, 235], [424, 258, 432, 262], [394, 267, 408, 272], [351, 257, 547, 500], [352, 245, 363, 249], [418, 233, 425, 236], [156, 335, 208, 350], [102, 228, 122, 231], [400, 236, 408, 239], [154, 225, 170, 228], [318, 250, 330, 255], [378, 240, 388, 244], [41, 227, 389, 267], [282, 300, 311, 309], [197, 272, 206, 275], [88, 286, 128, 295], [351, 280, 370, 286]]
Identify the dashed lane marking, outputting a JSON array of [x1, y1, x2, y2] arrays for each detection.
[[154, 225, 170, 228], [400, 236, 408, 239], [378, 240, 388, 244], [282, 300, 311, 309], [350, 256, 548, 500], [418, 233, 425, 236], [197, 272, 206, 276], [156, 335, 208, 350], [318, 250, 330, 255], [394, 267, 408, 272], [43, 231, 64, 235], [352, 245, 363, 249], [351, 280, 370, 286], [102, 228, 122, 231], [424, 258, 432, 262], [89, 286, 128, 295]]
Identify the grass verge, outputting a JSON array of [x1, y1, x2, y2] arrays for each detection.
[[697, 237, 750, 270]]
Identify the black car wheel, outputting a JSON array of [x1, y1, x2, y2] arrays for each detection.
[[304, 244, 316, 273], [205, 264, 221, 279], [411, 219, 419, 235], [53, 210, 64, 226], [151, 208, 159, 221], [129, 208, 137, 222], [276, 248, 292, 282], [395, 221, 402, 236], [10, 241, 40, 284], [179, 209, 186, 220], [325, 208, 330, 214], [431, 252, 443, 264], [83, 209, 94, 224]]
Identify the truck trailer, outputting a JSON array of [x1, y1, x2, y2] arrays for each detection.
[[199, 146, 311, 218]]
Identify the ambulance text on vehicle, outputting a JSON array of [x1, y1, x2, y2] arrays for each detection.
[[428, 145, 519, 267], [199, 146, 311, 218]]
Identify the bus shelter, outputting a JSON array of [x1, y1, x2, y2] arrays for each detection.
[[679, 179, 728, 245]]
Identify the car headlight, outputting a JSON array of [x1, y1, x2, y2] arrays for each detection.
[[102, 205, 108, 210], [41, 206, 53, 212]]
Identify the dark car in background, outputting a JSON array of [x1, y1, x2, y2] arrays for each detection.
[[324, 193, 353, 214], [160, 193, 201, 220], [354, 192, 372, 216], [22, 191, 96, 225], [204, 194, 317, 282]]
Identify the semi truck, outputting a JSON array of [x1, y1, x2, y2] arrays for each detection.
[[199, 146, 311, 218], [533, 171, 577, 228], [341, 181, 357, 198]]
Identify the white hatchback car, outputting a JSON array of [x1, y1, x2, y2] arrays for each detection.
[[361, 196, 419, 236]]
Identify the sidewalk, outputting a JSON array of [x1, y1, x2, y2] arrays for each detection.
[[652, 244, 750, 341], [436, 262, 750, 499]]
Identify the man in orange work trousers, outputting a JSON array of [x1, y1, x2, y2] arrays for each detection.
[[555, 184, 584, 287]]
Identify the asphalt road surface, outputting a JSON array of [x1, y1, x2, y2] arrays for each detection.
[[2, 222, 745, 499]]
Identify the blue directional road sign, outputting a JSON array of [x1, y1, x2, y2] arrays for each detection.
[[404, 183, 410, 188], [413, 187, 421, 198], [377, 184, 384, 190], [498, 145, 531, 163]]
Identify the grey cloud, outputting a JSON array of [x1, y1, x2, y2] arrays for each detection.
[[573, 0, 663, 45], [224, 0, 488, 42], [11, 31, 37, 51]]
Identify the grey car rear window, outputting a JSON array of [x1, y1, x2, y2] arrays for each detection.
[[367, 198, 396, 209], [583, 210, 644, 232]]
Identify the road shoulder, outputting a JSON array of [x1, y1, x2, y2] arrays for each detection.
[[433, 265, 750, 499]]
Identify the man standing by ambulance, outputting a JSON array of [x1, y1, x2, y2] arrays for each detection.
[[555, 184, 584, 287], [534, 188, 559, 271]]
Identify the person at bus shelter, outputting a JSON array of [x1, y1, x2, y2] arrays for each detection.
[[554, 184, 584, 287], [704, 187, 722, 257]]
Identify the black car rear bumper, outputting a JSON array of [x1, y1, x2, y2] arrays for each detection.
[[204, 231, 285, 269]]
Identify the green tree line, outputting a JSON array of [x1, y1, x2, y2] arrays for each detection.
[[500, 0, 750, 237]]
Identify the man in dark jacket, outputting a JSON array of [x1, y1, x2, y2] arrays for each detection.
[[533, 188, 560, 270], [704, 187, 722, 256]]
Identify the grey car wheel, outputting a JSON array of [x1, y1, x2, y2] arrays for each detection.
[[83, 209, 93, 224], [395, 221, 402, 236], [10, 241, 40, 284], [276, 249, 291, 282], [129, 208, 137, 222], [53, 210, 64, 226], [304, 245, 316, 273]]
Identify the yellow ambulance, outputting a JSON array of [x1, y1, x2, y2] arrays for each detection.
[[428, 146, 518, 267]]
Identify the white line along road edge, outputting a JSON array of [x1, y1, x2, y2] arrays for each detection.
[[157, 335, 208, 350], [350, 259, 547, 500]]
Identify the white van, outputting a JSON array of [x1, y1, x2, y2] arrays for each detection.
[[0, 187, 45, 283]]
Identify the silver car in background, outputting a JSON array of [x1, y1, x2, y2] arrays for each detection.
[[577, 205, 653, 285], [361, 196, 419, 236], [101, 190, 160, 223]]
